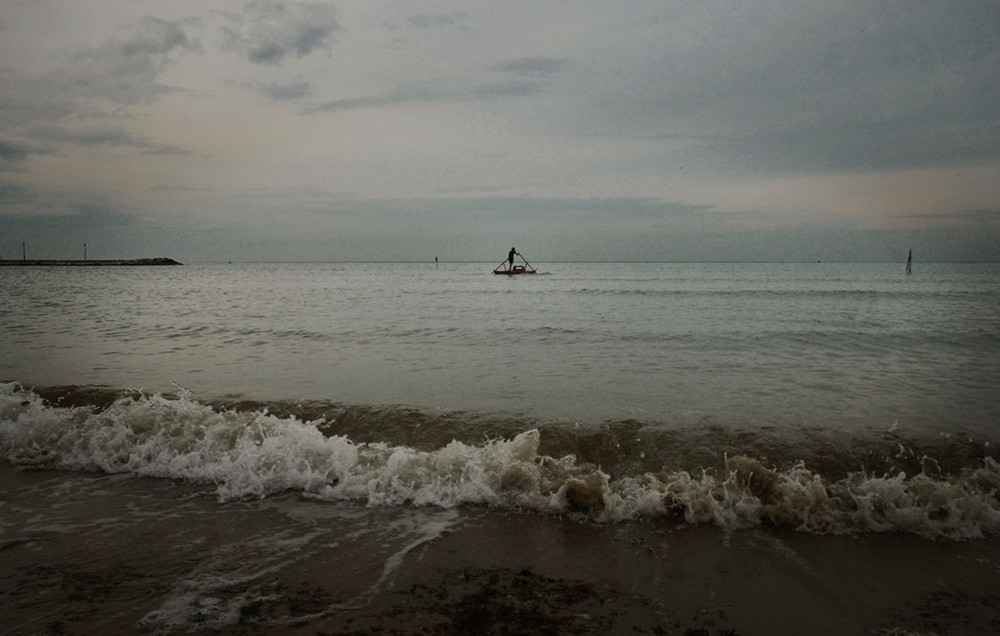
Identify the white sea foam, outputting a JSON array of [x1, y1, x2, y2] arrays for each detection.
[[134, 505, 461, 632], [2, 383, 999, 540], [136, 524, 331, 632]]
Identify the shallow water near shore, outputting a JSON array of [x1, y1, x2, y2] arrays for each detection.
[[3, 464, 1000, 635]]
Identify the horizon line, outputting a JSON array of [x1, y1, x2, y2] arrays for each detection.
[[179, 259, 997, 265]]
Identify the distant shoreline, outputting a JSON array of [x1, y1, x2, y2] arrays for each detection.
[[0, 257, 182, 267]]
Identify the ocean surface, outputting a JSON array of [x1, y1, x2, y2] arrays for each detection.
[[2, 261, 1000, 633]]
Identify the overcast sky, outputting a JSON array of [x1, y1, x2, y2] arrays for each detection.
[[2, 0, 998, 262]]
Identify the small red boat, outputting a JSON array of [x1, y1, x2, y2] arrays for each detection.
[[493, 250, 537, 275], [494, 264, 536, 275]]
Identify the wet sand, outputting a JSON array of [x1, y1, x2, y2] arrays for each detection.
[[2, 464, 999, 635]]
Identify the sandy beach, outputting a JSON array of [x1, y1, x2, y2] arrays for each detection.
[[2, 463, 999, 635]]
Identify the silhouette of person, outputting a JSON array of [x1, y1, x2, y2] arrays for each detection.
[[508, 247, 516, 268]]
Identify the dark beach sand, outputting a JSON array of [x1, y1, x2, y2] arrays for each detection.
[[2, 464, 998, 635]]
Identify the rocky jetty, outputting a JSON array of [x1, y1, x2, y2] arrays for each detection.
[[1, 257, 182, 266]]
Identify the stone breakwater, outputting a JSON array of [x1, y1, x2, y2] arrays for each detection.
[[0, 257, 182, 266]]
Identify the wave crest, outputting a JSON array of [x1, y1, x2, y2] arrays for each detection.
[[2, 382, 998, 539]]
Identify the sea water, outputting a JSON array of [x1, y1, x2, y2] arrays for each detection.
[[4, 261, 998, 430], [2, 260, 999, 522], [2, 261, 1000, 633]]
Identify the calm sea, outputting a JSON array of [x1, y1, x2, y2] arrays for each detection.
[[4, 261, 998, 428], [2, 261, 1000, 633]]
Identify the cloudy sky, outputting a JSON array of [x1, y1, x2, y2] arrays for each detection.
[[1, 0, 998, 262]]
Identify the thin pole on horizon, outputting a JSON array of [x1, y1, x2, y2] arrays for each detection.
[[84, 243, 87, 261], [22, 242, 26, 261]]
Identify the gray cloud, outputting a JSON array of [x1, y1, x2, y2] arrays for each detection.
[[715, 118, 1000, 174], [313, 71, 547, 113], [0, 17, 200, 129], [897, 208, 1000, 226], [0, 140, 31, 172], [0, 16, 199, 171], [222, 1, 339, 65], [471, 80, 540, 100], [232, 78, 313, 100], [492, 58, 568, 76], [262, 80, 312, 101], [0, 68, 71, 129], [0, 179, 131, 224], [571, 0, 1000, 173], [313, 94, 404, 112], [407, 13, 469, 30], [27, 125, 192, 156], [151, 185, 217, 192], [312, 80, 541, 112], [0, 181, 35, 204], [956, 209, 1000, 224], [55, 16, 202, 105]]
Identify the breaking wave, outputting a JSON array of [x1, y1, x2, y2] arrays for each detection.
[[2, 382, 999, 540]]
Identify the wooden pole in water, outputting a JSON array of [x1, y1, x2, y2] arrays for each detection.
[[22, 242, 26, 261]]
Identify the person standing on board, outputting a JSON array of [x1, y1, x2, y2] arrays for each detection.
[[508, 247, 517, 268]]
